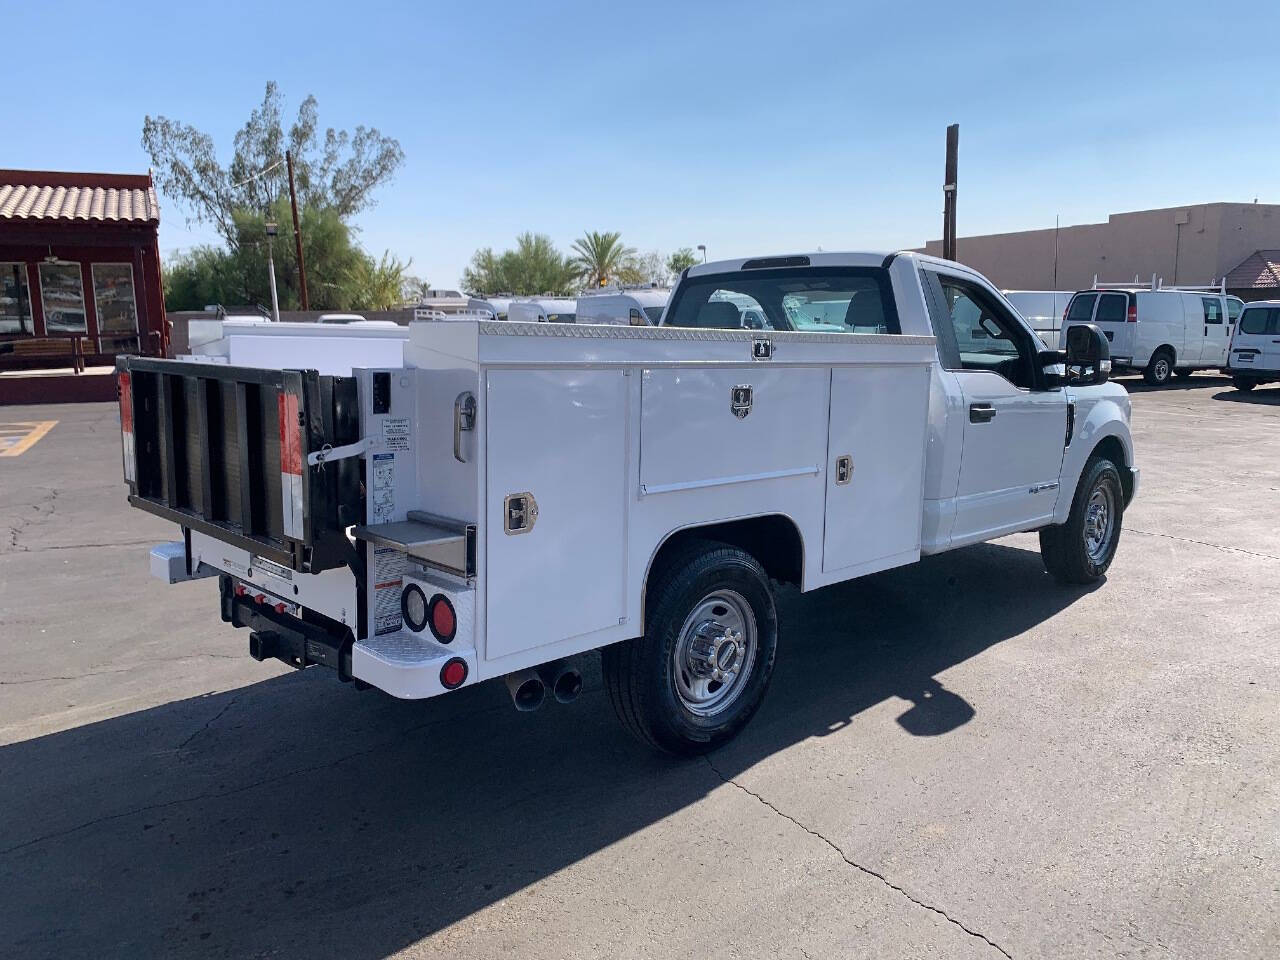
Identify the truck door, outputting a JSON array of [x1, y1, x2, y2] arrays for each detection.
[[921, 270, 1068, 544], [1200, 296, 1229, 368]]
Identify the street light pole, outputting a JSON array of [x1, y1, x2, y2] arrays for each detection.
[[697, 244, 707, 263], [265, 221, 281, 322]]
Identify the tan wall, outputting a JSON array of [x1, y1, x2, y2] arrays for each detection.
[[921, 203, 1280, 290]]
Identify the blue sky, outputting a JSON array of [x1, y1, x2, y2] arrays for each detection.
[[7, 1, 1274, 287]]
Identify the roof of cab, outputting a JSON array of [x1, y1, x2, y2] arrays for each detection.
[[686, 251, 899, 277]]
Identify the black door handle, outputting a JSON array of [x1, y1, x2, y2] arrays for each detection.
[[969, 402, 996, 423]]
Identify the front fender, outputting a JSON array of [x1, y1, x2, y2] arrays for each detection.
[[1053, 388, 1134, 524]]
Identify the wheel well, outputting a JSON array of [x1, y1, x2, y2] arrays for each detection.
[[647, 514, 804, 592], [1090, 435, 1132, 502], [1152, 344, 1176, 364]]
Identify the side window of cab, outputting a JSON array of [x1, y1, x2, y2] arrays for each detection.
[[920, 270, 1041, 389]]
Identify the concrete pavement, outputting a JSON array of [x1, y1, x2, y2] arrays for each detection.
[[1, 375, 1277, 959]]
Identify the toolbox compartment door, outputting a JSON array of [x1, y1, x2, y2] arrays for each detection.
[[116, 356, 361, 573], [483, 368, 628, 660]]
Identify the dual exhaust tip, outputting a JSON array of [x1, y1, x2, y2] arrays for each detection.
[[503, 659, 583, 712]]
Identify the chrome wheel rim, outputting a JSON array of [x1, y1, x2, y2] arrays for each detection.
[[673, 590, 757, 717], [1084, 482, 1116, 563], [1154, 358, 1170, 381]]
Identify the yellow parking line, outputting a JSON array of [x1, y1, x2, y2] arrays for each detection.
[[0, 420, 57, 457]]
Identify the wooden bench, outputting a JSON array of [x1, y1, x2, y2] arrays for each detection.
[[4, 336, 86, 373]]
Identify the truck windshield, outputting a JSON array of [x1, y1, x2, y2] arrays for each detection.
[[663, 267, 899, 334]]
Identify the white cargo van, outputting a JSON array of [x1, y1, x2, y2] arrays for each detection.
[[1003, 290, 1075, 348], [576, 286, 671, 325], [1227, 300, 1280, 391], [507, 297, 577, 324], [1062, 281, 1244, 385]]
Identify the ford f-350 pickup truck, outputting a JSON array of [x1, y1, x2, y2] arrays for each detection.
[[116, 251, 1137, 754]]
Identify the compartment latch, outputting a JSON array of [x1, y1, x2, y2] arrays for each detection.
[[504, 492, 538, 535]]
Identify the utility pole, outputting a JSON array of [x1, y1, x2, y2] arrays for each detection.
[[942, 124, 959, 261], [286, 150, 309, 310]]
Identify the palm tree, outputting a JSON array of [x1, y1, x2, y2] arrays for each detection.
[[570, 231, 635, 288]]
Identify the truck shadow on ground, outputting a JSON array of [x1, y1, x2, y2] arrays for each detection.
[[0, 540, 1097, 959], [1212, 387, 1280, 406], [1118, 374, 1232, 394]]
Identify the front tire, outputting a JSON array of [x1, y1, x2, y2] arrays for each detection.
[[1143, 349, 1175, 386], [603, 541, 777, 755], [1040, 457, 1125, 584], [1233, 376, 1257, 392]]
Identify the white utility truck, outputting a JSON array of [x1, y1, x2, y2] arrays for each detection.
[[117, 252, 1137, 754]]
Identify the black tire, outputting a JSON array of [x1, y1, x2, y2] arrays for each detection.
[[603, 540, 777, 755], [1143, 349, 1175, 385], [1233, 377, 1256, 392], [1039, 457, 1125, 584]]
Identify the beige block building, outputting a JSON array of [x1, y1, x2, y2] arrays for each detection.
[[920, 202, 1280, 299]]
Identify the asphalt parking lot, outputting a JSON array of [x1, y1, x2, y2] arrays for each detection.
[[2, 375, 1277, 960]]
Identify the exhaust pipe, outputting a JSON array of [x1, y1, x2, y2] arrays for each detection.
[[503, 669, 546, 712], [537, 659, 583, 704]]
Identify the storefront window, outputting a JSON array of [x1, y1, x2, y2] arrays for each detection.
[[39, 262, 87, 333], [1, 262, 33, 335], [92, 263, 139, 352]]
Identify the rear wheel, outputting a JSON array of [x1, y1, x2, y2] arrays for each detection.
[[603, 541, 777, 755], [1143, 349, 1175, 386], [1233, 377, 1257, 392], [1040, 457, 1124, 584]]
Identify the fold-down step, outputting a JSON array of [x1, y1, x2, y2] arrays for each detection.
[[353, 511, 476, 579]]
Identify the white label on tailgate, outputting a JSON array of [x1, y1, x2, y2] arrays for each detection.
[[371, 453, 395, 522], [372, 547, 405, 635], [382, 417, 411, 451]]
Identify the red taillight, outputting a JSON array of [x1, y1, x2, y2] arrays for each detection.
[[118, 371, 136, 483], [428, 594, 457, 644], [440, 657, 468, 690], [1127, 303, 1137, 323], [234, 584, 248, 597], [254, 593, 266, 604], [277, 392, 304, 539]]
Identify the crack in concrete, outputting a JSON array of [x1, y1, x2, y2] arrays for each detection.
[[178, 692, 245, 750], [704, 756, 1013, 960], [16, 538, 163, 554], [1126, 527, 1280, 562], [3, 487, 61, 554], [0, 653, 246, 685]]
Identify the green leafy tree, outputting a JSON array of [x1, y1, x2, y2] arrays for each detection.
[[666, 247, 700, 278], [143, 81, 404, 249], [345, 251, 413, 310], [570, 230, 636, 288], [463, 233, 577, 295]]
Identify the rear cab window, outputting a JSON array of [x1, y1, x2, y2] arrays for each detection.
[[663, 266, 900, 335]]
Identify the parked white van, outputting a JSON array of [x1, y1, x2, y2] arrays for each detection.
[[506, 297, 577, 324], [576, 286, 671, 325], [1227, 300, 1280, 391], [1003, 290, 1075, 348], [1062, 281, 1244, 385]]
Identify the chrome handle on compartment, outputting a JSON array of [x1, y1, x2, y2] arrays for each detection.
[[453, 391, 476, 463]]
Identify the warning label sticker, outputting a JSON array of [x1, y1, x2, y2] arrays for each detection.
[[382, 417, 411, 451], [372, 547, 405, 635], [372, 453, 395, 523]]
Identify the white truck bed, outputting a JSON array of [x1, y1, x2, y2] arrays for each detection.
[[342, 320, 936, 694]]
